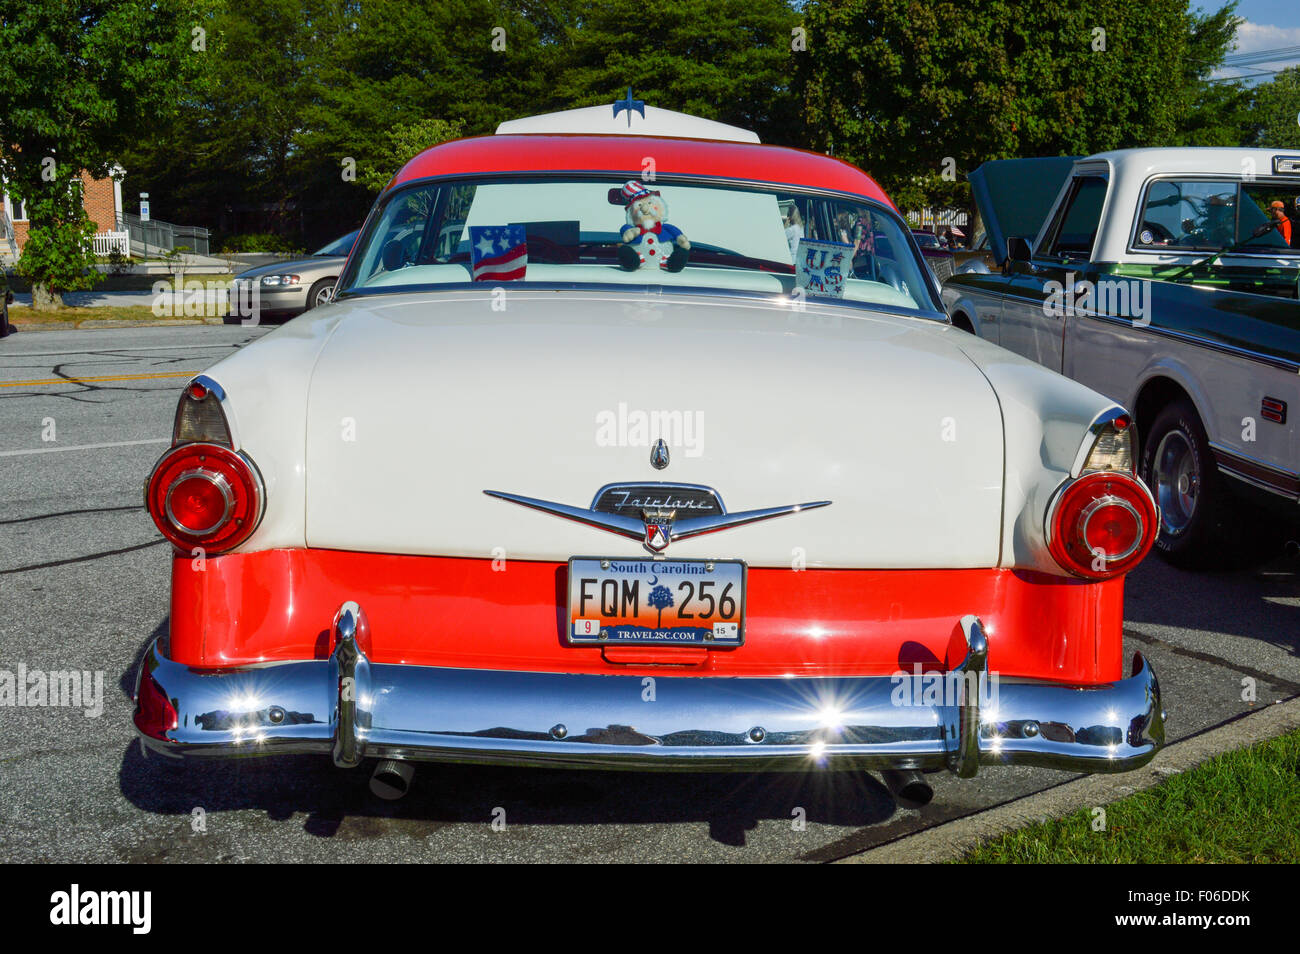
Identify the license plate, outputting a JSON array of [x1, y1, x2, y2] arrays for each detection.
[[566, 557, 746, 646]]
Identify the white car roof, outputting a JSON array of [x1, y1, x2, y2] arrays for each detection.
[[496, 103, 760, 143]]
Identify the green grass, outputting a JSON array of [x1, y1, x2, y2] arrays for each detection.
[[958, 728, 1300, 863], [10, 305, 224, 324]]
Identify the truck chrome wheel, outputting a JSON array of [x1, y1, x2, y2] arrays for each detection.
[[1153, 430, 1198, 535], [1141, 397, 1234, 568]]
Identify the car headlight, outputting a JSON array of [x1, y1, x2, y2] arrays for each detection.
[[260, 274, 301, 287]]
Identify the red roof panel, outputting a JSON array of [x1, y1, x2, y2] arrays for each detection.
[[391, 135, 895, 208]]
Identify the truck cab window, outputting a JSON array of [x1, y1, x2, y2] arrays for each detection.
[[1046, 176, 1108, 259]]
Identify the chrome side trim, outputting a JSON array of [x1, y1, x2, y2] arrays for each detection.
[[135, 623, 1164, 775], [1079, 311, 1300, 373], [1210, 443, 1300, 501]]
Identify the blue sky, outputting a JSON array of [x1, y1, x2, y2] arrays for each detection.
[[1204, 0, 1300, 80]]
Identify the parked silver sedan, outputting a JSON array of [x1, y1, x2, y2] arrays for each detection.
[[226, 229, 358, 323]]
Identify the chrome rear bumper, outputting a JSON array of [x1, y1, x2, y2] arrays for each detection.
[[135, 609, 1164, 774]]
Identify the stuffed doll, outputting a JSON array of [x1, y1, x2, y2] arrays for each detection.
[[616, 180, 690, 272]]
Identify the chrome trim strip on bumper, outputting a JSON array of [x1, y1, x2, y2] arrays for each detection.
[[135, 610, 1164, 775]]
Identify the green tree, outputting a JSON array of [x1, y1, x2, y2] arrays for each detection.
[[1172, 2, 1252, 147], [0, 0, 204, 307], [120, 0, 333, 244], [124, 1, 572, 245], [294, 0, 571, 232], [553, 0, 802, 145], [1250, 67, 1300, 148], [355, 119, 466, 193], [13, 182, 99, 309], [795, 0, 1242, 212]]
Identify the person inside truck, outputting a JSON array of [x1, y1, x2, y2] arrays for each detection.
[[1270, 200, 1294, 246]]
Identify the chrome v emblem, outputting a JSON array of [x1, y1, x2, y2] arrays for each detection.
[[483, 486, 831, 554]]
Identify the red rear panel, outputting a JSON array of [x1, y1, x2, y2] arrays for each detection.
[[168, 549, 1124, 683]]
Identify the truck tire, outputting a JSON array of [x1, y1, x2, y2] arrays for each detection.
[[1140, 398, 1230, 568]]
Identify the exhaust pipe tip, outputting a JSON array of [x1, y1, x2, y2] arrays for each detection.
[[880, 768, 934, 806], [369, 759, 414, 800]]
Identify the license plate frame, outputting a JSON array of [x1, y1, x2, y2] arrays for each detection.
[[566, 556, 747, 647]]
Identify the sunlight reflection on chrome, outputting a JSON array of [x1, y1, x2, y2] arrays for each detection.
[[817, 704, 843, 730], [228, 692, 264, 712]]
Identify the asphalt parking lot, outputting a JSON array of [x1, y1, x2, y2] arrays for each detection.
[[1, 324, 1297, 863]]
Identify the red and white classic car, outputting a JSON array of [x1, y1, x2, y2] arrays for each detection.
[[135, 98, 1164, 802]]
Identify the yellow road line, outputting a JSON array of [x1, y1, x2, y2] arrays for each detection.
[[0, 370, 196, 389]]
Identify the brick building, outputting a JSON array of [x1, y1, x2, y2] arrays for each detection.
[[2, 167, 126, 261]]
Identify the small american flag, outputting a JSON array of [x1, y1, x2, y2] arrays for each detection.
[[469, 225, 528, 282]]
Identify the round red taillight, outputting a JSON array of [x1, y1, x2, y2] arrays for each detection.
[[166, 470, 233, 534], [145, 442, 263, 553], [1047, 472, 1157, 579]]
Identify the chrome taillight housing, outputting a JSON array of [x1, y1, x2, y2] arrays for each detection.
[[173, 377, 232, 446], [145, 442, 264, 553], [1047, 471, 1158, 579], [1080, 413, 1134, 472]]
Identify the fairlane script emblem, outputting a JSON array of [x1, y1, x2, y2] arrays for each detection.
[[484, 484, 831, 554]]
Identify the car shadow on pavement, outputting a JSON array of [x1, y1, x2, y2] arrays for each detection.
[[1124, 550, 1300, 661], [117, 743, 903, 847], [116, 621, 904, 847]]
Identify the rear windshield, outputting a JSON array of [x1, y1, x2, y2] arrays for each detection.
[[335, 175, 939, 314], [1135, 179, 1300, 253]]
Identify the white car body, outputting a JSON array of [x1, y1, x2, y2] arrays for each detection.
[[134, 105, 1165, 787]]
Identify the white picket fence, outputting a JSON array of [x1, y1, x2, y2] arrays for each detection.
[[92, 230, 131, 256], [907, 208, 970, 229]]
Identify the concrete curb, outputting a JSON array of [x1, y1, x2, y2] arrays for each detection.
[[835, 696, 1300, 864]]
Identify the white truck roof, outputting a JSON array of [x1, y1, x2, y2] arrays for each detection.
[[1061, 148, 1300, 263]]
